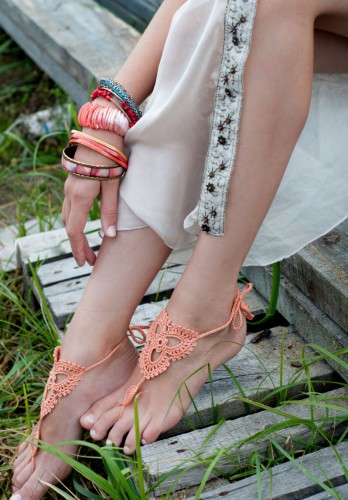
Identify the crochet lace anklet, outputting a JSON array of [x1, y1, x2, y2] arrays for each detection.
[[30, 337, 127, 471], [117, 283, 254, 419]]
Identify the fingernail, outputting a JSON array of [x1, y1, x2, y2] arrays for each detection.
[[141, 439, 147, 445], [123, 446, 132, 455], [90, 429, 97, 439], [106, 438, 113, 446], [83, 414, 96, 424], [10, 494, 22, 500], [105, 226, 116, 237]]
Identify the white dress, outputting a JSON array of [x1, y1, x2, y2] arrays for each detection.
[[117, 0, 348, 266]]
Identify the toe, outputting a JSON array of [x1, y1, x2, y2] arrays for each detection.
[[81, 390, 120, 429], [13, 472, 48, 500], [13, 447, 31, 468], [123, 425, 137, 455], [12, 462, 32, 492], [17, 440, 29, 454], [140, 419, 163, 447], [123, 413, 152, 454], [107, 411, 134, 448], [89, 406, 122, 441]]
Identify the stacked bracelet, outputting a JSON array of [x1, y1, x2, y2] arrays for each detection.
[[62, 146, 125, 181], [98, 78, 142, 125], [69, 130, 128, 169], [90, 87, 132, 124], [78, 102, 129, 136]]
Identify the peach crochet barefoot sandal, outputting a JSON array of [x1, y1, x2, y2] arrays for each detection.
[[118, 283, 254, 420], [29, 337, 127, 472]]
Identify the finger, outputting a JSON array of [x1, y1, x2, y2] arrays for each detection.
[[84, 238, 97, 266], [100, 180, 119, 238], [61, 198, 70, 226], [64, 178, 100, 266], [65, 203, 94, 267]]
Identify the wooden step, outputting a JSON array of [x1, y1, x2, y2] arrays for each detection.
[[16, 221, 265, 331], [96, 0, 161, 32], [140, 387, 348, 496], [281, 220, 348, 332], [242, 266, 348, 383], [184, 441, 348, 499], [0, 0, 140, 108]]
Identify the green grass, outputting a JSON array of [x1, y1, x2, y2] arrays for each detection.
[[1, 29, 348, 499]]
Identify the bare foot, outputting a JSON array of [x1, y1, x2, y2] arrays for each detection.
[[81, 286, 251, 454], [11, 337, 138, 500]]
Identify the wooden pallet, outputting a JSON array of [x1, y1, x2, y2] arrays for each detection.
[[242, 220, 348, 383], [0, 0, 140, 108], [96, 0, 161, 32], [16, 222, 348, 498], [4, 0, 347, 495]]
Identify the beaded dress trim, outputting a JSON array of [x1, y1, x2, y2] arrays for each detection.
[[196, 0, 258, 235]]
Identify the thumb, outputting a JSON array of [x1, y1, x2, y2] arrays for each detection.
[[100, 180, 119, 237]]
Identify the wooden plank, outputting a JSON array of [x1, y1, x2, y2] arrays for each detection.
[[242, 266, 348, 383], [16, 221, 193, 271], [281, 220, 348, 332], [140, 388, 348, 495], [185, 442, 348, 499], [304, 483, 348, 499], [43, 264, 186, 328], [16, 220, 102, 268], [42, 266, 266, 330], [96, 0, 161, 32], [0, 0, 140, 108], [160, 478, 230, 500]]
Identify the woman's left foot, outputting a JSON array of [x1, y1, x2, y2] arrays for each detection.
[[81, 286, 252, 453]]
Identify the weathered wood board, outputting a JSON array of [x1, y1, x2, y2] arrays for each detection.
[[242, 266, 348, 383], [0, 0, 140, 108], [96, 0, 161, 32], [16, 219, 268, 330], [305, 483, 348, 499], [140, 388, 348, 495], [184, 441, 348, 499], [281, 220, 348, 332]]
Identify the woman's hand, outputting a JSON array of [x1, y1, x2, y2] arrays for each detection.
[[62, 134, 124, 266]]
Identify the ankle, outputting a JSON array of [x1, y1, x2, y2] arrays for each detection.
[[167, 281, 239, 333]]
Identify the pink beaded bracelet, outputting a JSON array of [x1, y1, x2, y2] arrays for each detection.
[[78, 102, 129, 136], [61, 146, 125, 181]]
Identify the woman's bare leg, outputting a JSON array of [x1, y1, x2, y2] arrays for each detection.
[[11, 1, 348, 498], [11, 228, 170, 499], [83, 0, 348, 453]]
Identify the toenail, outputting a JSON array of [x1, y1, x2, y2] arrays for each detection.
[[90, 429, 97, 439], [83, 414, 96, 424], [141, 439, 147, 445], [106, 438, 113, 446], [10, 494, 22, 500], [123, 446, 132, 455]]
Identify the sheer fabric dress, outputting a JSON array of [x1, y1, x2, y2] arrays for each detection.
[[116, 0, 348, 266]]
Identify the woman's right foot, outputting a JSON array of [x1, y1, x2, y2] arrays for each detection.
[[11, 336, 138, 500]]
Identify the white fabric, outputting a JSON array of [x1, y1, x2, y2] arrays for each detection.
[[118, 0, 348, 266]]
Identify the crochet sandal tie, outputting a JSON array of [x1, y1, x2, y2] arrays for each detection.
[[30, 337, 127, 471], [118, 283, 254, 419]]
